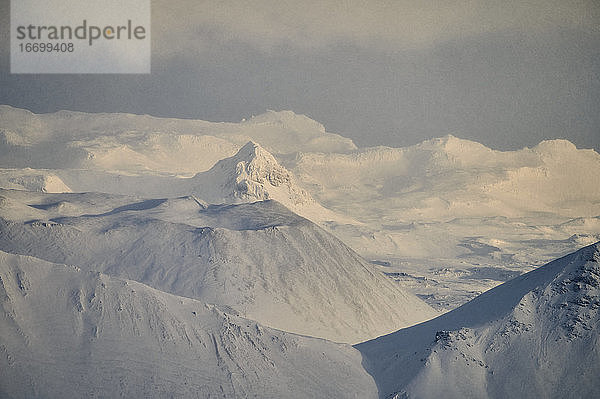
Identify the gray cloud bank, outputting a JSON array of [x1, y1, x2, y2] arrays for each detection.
[[153, 0, 599, 52], [1, 0, 598, 151]]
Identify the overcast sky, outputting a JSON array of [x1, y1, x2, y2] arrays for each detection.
[[1, 0, 599, 151]]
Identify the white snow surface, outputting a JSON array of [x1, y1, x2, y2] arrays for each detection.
[[0, 189, 436, 344], [288, 134, 600, 221], [0, 250, 377, 398], [1, 106, 599, 310], [356, 241, 600, 399]]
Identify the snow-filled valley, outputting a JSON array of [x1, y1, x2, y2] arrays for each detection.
[[0, 105, 599, 397]]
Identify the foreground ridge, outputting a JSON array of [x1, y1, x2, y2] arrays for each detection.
[[356, 242, 600, 399], [0, 250, 378, 398]]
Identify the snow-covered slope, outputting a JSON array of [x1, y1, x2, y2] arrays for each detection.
[[356, 242, 600, 398], [0, 189, 436, 344], [0, 251, 377, 398]]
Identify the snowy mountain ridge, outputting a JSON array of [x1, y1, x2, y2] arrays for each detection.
[[288, 133, 600, 221], [0, 169, 72, 193], [356, 242, 600, 398], [0, 250, 378, 398]]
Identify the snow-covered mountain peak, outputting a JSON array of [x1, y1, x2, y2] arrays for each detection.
[[0, 189, 437, 344], [197, 141, 315, 208], [231, 141, 298, 196], [435, 241, 600, 333], [234, 140, 277, 165], [529, 138, 596, 164], [546, 242, 600, 339]]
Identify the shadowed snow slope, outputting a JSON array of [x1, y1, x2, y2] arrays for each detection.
[[0, 189, 436, 344], [356, 242, 600, 399], [0, 251, 377, 398]]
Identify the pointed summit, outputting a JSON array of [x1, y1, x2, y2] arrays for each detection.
[[192, 141, 315, 208], [234, 140, 279, 166]]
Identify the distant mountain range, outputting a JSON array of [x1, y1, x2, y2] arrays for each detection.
[[2, 105, 597, 309]]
